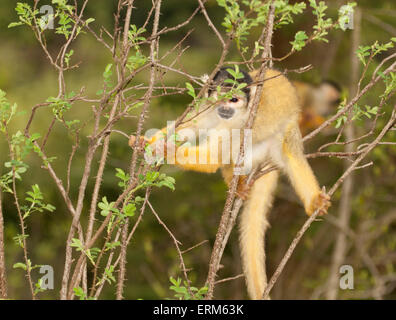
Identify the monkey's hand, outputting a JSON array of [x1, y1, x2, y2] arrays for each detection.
[[130, 134, 178, 165], [129, 135, 169, 154], [129, 135, 148, 150], [307, 188, 331, 216]]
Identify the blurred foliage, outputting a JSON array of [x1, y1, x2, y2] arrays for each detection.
[[0, 0, 395, 300]]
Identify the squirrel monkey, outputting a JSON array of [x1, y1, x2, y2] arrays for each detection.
[[129, 67, 331, 299]]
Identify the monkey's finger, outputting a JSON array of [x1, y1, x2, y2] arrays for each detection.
[[321, 186, 330, 198], [128, 135, 137, 147], [129, 135, 147, 148]]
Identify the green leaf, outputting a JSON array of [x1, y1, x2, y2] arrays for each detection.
[[73, 286, 88, 300], [124, 203, 136, 217], [8, 22, 24, 28], [98, 197, 118, 217], [103, 63, 113, 79], [85, 18, 95, 25], [290, 31, 308, 51], [70, 238, 83, 251], [115, 168, 130, 189], [126, 51, 147, 71], [13, 262, 27, 270], [13, 234, 29, 248], [105, 241, 121, 251]]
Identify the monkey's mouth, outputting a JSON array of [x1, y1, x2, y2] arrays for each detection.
[[217, 106, 235, 119]]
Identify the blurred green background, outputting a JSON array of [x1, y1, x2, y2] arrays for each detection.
[[1, 0, 396, 299]]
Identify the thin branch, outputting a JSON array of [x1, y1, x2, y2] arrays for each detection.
[[0, 190, 7, 299]]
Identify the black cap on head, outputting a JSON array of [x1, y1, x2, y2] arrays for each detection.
[[209, 67, 253, 101]]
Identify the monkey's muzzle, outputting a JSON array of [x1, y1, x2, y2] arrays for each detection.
[[217, 106, 235, 119]]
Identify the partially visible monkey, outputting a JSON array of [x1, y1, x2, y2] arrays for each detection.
[[249, 70, 341, 135], [294, 80, 341, 135], [130, 67, 331, 299]]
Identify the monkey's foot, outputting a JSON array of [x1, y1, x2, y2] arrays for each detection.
[[236, 176, 252, 201], [308, 189, 331, 216]]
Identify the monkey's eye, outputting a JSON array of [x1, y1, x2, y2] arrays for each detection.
[[229, 97, 239, 103]]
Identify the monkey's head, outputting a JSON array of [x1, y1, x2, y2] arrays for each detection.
[[207, 67, 253, 121], [312, 80, 342, 115]]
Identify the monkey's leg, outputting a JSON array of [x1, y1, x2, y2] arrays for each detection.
[[239, 169, 279, 299], [282, 126, 330, 215]]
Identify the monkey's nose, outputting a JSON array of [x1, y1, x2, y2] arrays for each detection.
[[217, 106, 235, 119]]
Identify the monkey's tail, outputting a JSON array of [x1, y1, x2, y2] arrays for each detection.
[[239, 170, 278, 299]]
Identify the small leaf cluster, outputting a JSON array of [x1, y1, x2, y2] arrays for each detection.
[[380, 71, 396, 98], [9, 1, 95, 38], [217, 0, 306, 52], [127, 25, 147, 72], [138, 171, 176, 191], [309, 0, 333, 42], [13, 260, 47, 295], [335, 103, 379, 129], [70, 238, 100, 265], [0, 131, 43, 193], [47, 91, 75, 121], [0, 89, 17, 132], [13, 259, 41, 272], [73, 286, 96, 300], [169, 277, 208, 300], [22, 184, 56, 219], [357, 39, 396, 66], [96, 63, 114, 96], [291, 2, 356, 52], [338, 3, 357, 31], [8, 2, 39, 28]]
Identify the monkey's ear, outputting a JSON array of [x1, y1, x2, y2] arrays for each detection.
[[319, 80, 342, 106]]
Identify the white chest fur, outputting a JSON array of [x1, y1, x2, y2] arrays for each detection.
[[240, 133, 285, 174]]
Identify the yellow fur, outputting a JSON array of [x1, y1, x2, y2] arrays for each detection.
[[239, 169, 278, 299]]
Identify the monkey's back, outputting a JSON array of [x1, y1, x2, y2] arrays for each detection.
[[249, 68, 301, 142]]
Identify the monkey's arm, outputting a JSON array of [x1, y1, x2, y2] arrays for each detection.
[[281, 124, 330, 215], [172, 142, 222, 173], [130, 130, 222, 173], [147, 127, 168, 144]]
